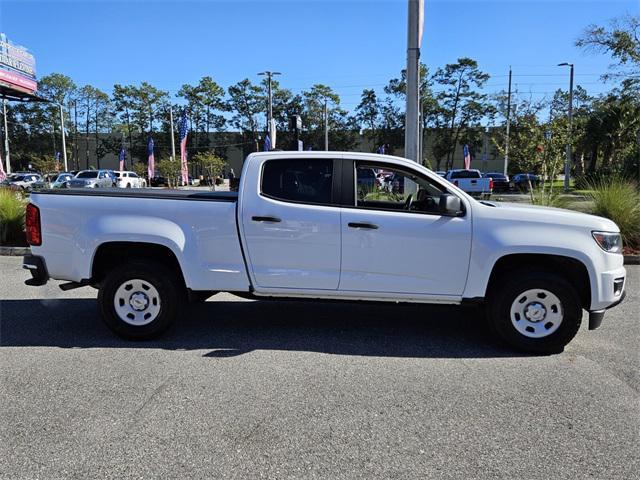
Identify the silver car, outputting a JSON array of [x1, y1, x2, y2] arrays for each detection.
[[68, 170, 115, 188]]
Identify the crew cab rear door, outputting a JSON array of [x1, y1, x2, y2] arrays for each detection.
[[239, 156, 342, 290]]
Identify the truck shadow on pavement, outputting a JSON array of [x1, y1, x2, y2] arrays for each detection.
[[0, 296, 526, 358]]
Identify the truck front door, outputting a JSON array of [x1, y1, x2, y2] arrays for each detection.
[[340, 161, 472, 296]]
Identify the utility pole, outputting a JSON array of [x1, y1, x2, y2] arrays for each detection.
[[324, 99, 329, 151], [558, 63, 574, 191], [2, 98, 11, 174], [404, 0, 423, 162], [59, 104, 68, 172], [504, 67, 512, 176], [169, 106, 176, 162], [258, 71, 281, 149]]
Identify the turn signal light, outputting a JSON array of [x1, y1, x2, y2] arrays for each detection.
[[25, 203, 42, 246]]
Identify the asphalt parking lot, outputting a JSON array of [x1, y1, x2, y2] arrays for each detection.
[[1, 256, 638, 479]]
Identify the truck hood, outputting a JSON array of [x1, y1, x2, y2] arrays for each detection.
[[482, 201, 619, 232]]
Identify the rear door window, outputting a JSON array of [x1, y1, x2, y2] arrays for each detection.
[[261, 159, 334, 205]]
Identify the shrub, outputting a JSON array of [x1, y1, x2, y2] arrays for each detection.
[[529, 189, 571, 209], [585, 177, 640, 247], [0, 188, 26, 245]]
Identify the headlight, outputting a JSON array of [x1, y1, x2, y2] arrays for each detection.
[[592, 231, 622, 253]]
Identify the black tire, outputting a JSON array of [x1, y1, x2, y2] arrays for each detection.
[[487, 271, 582, 354], [98, 261, 184, 340]]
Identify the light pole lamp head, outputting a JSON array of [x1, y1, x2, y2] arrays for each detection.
[[557, 62, 574, 67]]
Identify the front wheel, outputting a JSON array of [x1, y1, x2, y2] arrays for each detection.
[[98, 261, 184, 339], [487, 271, 583, 354]]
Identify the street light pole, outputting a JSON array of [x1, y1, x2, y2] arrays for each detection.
[[504, 67, 512, 176], [3, 98, 11, 174], [324, 99, 329, 151], [59, 103, 68, 172], [258, 71, 281, 149], [404, 0, 423, 163], [558, 62, 574, 191]]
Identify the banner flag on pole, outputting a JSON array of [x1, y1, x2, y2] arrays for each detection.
[[264, 134, 271, 152], [179, 110, 189, 186], [463, 144, 471, 170], [55, 151, 61, 172], [119, 148, 126, 172], [147, 137, 155, 179]]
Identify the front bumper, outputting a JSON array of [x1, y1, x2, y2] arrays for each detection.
[[588, 289, 626, 330], [23, 254, 49, 286]]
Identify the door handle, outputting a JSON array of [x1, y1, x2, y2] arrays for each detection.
[[348, 222, 378, 230], [252, 216, 281, 223]]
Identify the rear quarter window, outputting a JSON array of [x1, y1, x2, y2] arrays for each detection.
[[261, 159, 334, 205]]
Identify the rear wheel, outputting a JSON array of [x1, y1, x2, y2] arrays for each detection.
[[98, 261, 184, 339], [487, 271, 582, 354]]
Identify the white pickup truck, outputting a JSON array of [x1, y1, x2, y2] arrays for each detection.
[[445, 169, 493, 197], [23, 152, 626, 353]]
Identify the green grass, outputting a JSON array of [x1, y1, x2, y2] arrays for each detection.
[[0, 188, 26, 245]]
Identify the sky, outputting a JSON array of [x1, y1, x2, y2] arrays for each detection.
[[0, 0, 637, 115]]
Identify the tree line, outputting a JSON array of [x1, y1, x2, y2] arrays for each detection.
[[3, 14, 638, 180]]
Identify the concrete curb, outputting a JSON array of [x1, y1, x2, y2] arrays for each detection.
[[624, 255, 640, 265], [0, 246, 30, 256]]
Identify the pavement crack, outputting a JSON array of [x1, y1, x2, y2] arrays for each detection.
[[125, 376, 172, 432]]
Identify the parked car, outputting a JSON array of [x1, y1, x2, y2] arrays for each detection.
[[483, 172, 511, 192], [50, 173, 75, 188], [444, 169, 492, 197], [435, 171, 447, 177], [3, 172, 42, 191], [31, 172, 75, 190], [512, 173, 541, 191], [24, 151, 626, 354], [67, 170, 116, 188], [150, 175, 195, 187], [115, 171, 147, 188]]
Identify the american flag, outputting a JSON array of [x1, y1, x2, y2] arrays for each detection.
[[463, 144, 471, 170], [119, 148, 126, 171], [147, 137, 155, 179], [0, 146, 6, 182], [179, 110, 189, 185]]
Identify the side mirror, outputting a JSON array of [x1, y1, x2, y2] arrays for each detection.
[[439, 193, 463, 216]]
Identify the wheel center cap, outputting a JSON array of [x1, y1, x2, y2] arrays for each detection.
[[525, 302, 547, 322], [130, 292, 149, 311]]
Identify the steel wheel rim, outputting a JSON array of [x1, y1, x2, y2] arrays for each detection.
[[510, 288, 564, 339], [113, 278, 161, 326]]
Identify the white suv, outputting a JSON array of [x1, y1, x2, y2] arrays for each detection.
[[115, 171, 146, 188]]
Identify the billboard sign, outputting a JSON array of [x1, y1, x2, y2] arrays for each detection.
[[0, 33, 37, 93]]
